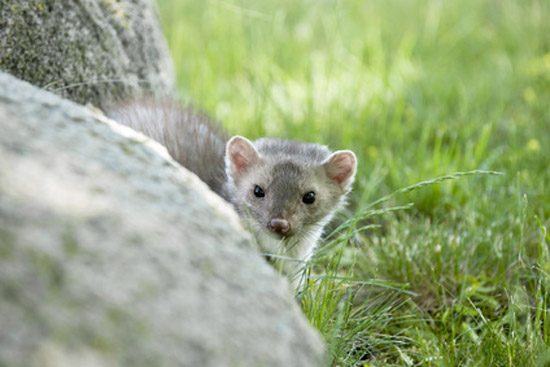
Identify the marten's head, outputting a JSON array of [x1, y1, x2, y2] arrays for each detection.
[[224, 136, 356, 259]]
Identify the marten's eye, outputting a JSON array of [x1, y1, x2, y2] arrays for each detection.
[[253, 185, 265, 198], [302, 191, 316, 204]]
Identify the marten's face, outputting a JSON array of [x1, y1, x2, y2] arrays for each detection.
[[225, 136, 356, 257]]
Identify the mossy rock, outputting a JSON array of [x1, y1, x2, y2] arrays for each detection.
[[0, 0, 175, 108]]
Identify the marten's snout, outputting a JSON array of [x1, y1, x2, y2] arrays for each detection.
[[267, 218, 290, 236]]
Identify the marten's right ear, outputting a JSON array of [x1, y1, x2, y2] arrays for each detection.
[[226, 136, 260, 178], [323, 150, 357, 190]]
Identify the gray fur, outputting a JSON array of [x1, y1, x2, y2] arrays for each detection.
[[254, 138, 331, 165], [107, 99, 230, 198]]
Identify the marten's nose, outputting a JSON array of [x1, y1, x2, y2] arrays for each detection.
[[268, 218, 290, 235]]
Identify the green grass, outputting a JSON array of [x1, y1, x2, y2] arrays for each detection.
[[157, 0, 549, 365]]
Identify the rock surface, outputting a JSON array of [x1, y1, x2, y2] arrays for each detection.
[[0, 72, 325, 367], [0, 0, 175, 108]]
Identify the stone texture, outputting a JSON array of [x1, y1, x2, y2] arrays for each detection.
[[0, 0, 175, 108], [0, 72, 325, 367]]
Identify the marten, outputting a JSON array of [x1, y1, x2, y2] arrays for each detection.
[[107, 99, 357, 288]]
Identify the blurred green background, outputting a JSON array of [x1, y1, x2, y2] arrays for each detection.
[[157, 0, 548, 365]]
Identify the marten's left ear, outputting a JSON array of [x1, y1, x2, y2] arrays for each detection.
[[323, 150, 357, 189]]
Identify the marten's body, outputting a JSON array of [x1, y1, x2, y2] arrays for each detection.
[[108, 100, 230, 199], [107, 100, 357, 287]]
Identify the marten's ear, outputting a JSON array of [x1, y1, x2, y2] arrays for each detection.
[[323, 150, 357, 189], [226, 136, 260, 177]]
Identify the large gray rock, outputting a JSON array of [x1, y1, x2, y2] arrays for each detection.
[[0, 0, 175, 108], [0, 72, 325, 367]]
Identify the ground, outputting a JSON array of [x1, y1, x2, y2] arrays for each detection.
[[157, 0, 548, 365]]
